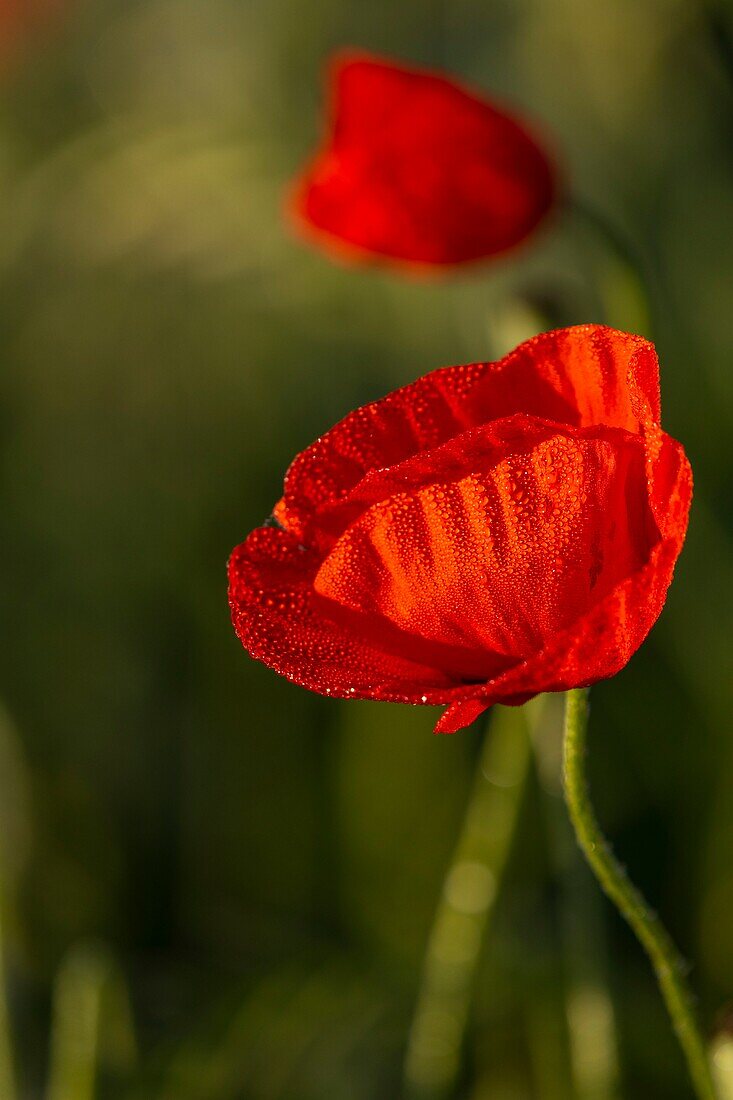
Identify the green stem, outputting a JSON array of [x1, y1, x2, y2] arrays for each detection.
[[562, 688, 717, 1100], [403, 704, 531, 1100]]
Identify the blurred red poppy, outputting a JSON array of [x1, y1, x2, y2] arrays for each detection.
[[229, 325, 691, 733], [290, 51, 556, 269]]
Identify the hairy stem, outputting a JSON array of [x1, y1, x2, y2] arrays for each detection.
[[562, 688, 717, 1100]]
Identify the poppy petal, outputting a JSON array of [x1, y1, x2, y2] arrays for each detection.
[[428, 434, 691, 732], [434, 698, 493, 734], [228, 526, 492, 703], [313, 426, 655, 667], [276, 326, 661, 541]]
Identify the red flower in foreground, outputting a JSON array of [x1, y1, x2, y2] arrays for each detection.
[[291, 52, 555, 268], [229, 325, 691, 733]]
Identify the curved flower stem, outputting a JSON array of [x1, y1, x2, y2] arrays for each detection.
[[403, 704, 531, 1100], [562, 688, 717, 1100]]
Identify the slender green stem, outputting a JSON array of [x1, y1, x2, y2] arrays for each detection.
[[403, 704, 531, 1100], [562, 688, 717, 1100]]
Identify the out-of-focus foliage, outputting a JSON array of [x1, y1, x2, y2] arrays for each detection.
[[0, 1, 730, 1097]]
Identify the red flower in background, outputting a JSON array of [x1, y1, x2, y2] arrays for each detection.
[[229, 325, 691, 733], [290, 52, 556, 269]]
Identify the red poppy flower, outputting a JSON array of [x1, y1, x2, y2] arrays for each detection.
[[290, 51, 556, 269], [229, 325, 691, 733]]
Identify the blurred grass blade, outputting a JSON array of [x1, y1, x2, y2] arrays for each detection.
[[526, 985, 575, 1100], [141, 958, 386, 1100], [0, 908, 18, 1100], [46, 943, 135, 1100], [712, 1028, 733, 1099], [403, 704, 532, 1100], [564, 981, 619, 1100]]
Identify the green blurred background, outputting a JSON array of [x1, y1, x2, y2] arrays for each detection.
[[0, 1, 731, 1096]]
